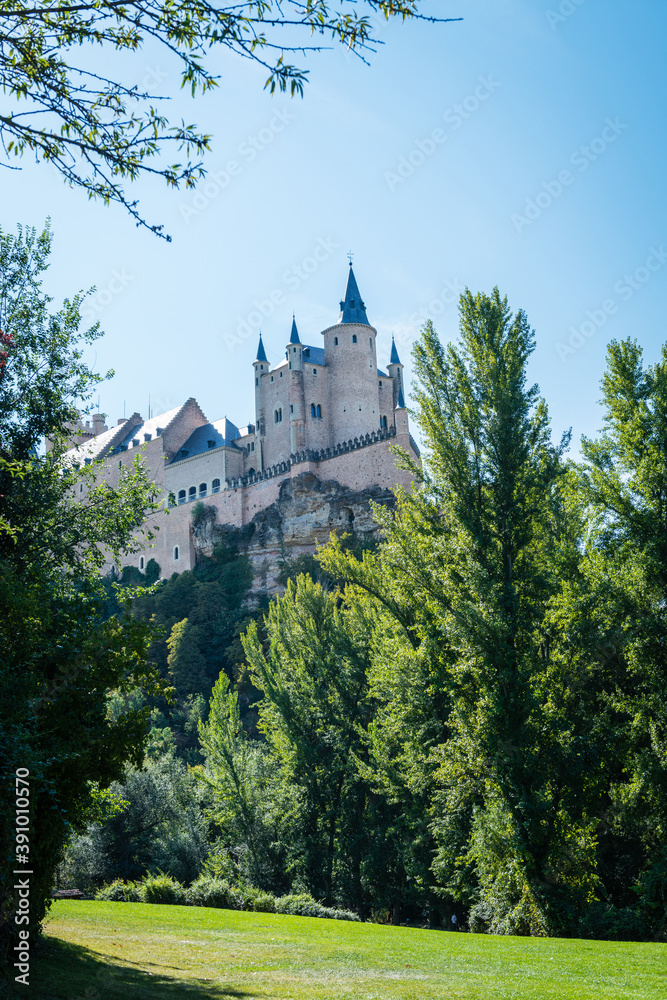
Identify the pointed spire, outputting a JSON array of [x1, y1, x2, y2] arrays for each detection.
[[255, 332, 268, 363], [390, 334, 401, 365], [338, 263, 370, 326], [396, 385, 406, 409], [289, 314, 301, 345]]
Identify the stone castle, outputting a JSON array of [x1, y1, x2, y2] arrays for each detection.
[[67, 265, 419, 587]]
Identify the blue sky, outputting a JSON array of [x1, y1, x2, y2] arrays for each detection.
[[3, 0, 666, 451]]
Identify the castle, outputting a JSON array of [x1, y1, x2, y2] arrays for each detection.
[[67, 265, 419, 583]]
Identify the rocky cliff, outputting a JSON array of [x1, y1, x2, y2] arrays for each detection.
[[191, 472, 396, 593]]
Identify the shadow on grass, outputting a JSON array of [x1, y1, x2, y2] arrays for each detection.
[[7, 937, 255, 1000]]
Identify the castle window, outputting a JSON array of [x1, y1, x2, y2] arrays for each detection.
[[380, 415, 388, 429], [140, 556, 145, 570], [178, 490, 186, 504], [274, 408, 283, 423], [212, 478, 221, 494], [311, 403, 315, 418], [270, 375, 274, 382], [118, 460, 122, 468], [188, 486, 196, 501], [132, 438, 139, 447], [156, 427, 163, 437], [352, 335, 357, 343], [290, 404, 294, 414], [334, 336, 338, 345], [379, 380, 383, 387], [313, 368, 317, 375], [144, 433, 151, 441], [311, 404, 322, 419], [199, 482, 207, 497], [255, 377, 259, 386], [79, 483, 83, 493], [248, 467, 255, 477], [316, 404, 322, 419], [369, 338, 372, 349], [173, 546, 179, 561], [280, 371, 283, 378]]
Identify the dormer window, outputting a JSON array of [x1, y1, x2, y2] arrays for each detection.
[[207, 440, 216, 449], [144, 433, 151, 441]]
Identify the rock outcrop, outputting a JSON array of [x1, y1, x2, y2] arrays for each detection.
[[192, 472, 396, 593]]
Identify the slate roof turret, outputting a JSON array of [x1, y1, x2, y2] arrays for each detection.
[[338, 264, 370, 326]]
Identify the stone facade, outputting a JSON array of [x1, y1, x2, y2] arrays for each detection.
[[66, 266, 419, 586]]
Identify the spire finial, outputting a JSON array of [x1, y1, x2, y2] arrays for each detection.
[[347, 250, 354, 266]]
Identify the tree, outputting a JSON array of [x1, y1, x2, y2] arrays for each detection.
[[0, 1, 460, 237], [0, 222, 163, 965]]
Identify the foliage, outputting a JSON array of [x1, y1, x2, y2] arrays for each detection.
[[94, 879, 142, 902], [57, 727, 209, 889], [141, 873, 186, 905], [0, 1, 458, 236], [0, 221, 165, 963]]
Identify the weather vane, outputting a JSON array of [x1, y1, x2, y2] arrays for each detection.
[[347, 250, 354, 265]]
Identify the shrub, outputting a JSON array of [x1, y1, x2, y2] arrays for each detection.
[[185, 876, 242, 910], [141, 873, 186, 905], [240, 887, 276, 913], [274, 893, 359, 921], [95, 879, 142, 902]]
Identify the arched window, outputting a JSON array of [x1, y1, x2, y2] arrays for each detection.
[[312, 368, 317, 375], [380, 415, 387, 429], [139, 556, 145, 570], [188, 486, 196, 501], [352, 334, 357, 343], [212, 478, 221, 494], [316, 404, 322, 419], [274, 408, 282, 423], [173, 546, 179, 561], [199, 482, 207, 497], [311, 403, 316, 418], [247, 467, 255, 477], [311, 403, 322, 420], [178, 490, 186, 505]]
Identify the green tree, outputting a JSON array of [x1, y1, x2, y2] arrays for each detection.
[[0, 222, 163, 965], [0, 1, 459, 236]]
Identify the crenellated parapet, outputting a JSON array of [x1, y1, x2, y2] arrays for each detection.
[[225, 425, 401, 490]]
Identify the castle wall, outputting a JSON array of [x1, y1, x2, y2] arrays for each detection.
[[114, 432, 417, 581]]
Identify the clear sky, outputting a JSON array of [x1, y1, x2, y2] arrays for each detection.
[[3, 0, 666, 452]]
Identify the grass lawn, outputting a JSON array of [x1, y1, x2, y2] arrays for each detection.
[[10, 900, 666, 1000]]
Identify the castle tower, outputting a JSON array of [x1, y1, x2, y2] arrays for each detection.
[[387, 335, 405, 412], [322, 264, 382, 442], [287, 316, 306, 455], [253, 333, 268, 471], [393, 382, 410, 438]]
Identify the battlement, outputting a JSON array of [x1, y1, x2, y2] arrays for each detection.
[[226, 425, 400, 490]]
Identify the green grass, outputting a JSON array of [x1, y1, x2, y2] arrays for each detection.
[[11, 900, 667, 999]]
